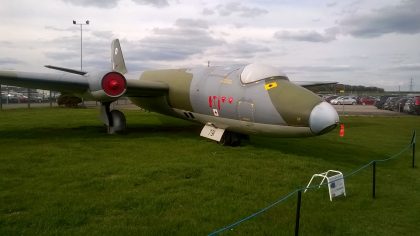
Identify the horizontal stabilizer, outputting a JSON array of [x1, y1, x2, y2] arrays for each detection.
[[45, 65, 87, 75]]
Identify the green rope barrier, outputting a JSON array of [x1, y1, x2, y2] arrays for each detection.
[[208, 130, 416, 236]]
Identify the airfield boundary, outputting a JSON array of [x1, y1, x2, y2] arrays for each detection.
[[209, 130, 416, 236]]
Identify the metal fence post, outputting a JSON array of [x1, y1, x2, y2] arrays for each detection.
[[27, 88, 31, 109], [372, 161, 376, 199], [295, 190, 302, 236], [50, 91, 53, 108], [412, 130, 416, 168], [0, 84, 2, 110]]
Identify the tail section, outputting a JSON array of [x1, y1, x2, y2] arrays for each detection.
[[111, 39, 127, 74]]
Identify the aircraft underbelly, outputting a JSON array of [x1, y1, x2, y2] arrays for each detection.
[[173, 110, 312, 137]]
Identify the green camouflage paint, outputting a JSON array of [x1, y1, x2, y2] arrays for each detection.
[[267, 79, 321, 126], [140, 69, 193, 111]]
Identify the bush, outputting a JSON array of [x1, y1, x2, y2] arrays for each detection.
[[57, 94, 82, 107]]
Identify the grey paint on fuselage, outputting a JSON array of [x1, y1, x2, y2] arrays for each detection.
[[189, 65, 286, 126]]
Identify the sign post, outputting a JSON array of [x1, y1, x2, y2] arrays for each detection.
[[305, 170, 346, 201]]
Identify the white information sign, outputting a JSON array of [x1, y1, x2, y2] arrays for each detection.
[[305, 170, 346, 201], [327, 173, 346, 201], [200, 124, 225, 142]]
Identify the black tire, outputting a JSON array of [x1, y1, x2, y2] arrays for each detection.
[[110, 110, 126, 133], [219, 131, 241, 147]]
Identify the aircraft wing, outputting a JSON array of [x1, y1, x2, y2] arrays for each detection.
[[0, 70, 168, 99], [293, 81, 337, 88], [0, 70, 88, 93]]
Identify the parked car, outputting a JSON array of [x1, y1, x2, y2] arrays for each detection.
[[393, 97, 409, 112], [383, 97, 400, 110], [325, 95, 339, 104], [29, 95, 43, 103], [375, 95, 397, 109], [403, 96, 420, 115], [358, 96, 377, 105], [330, 96, 357, 105]]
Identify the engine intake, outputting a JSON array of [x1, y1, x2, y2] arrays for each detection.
[[102, 72, 126, 97], [87, 71, 127, 101]]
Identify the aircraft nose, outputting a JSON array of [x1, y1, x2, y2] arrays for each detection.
[[309, 102, 339, 135]]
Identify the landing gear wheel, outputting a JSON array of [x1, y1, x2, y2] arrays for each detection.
[[100, 102, 126, 134], [110, 110, 126, 133], [219, 131, 241, 147]]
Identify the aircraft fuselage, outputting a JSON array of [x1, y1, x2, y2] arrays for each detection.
[[129, 64, 339, 138]]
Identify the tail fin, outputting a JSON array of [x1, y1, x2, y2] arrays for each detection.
[[111, 39, 127, 74]]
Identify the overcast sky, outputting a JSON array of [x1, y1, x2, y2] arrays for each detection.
[[0, 0, 419, 91]]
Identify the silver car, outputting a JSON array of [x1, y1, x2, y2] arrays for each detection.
[[330, 96, 357, 105]]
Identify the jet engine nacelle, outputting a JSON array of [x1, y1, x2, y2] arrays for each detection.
[[85, 71, 127, 102]]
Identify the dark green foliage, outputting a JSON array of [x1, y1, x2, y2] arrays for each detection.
[[57, 95, 82, 107]]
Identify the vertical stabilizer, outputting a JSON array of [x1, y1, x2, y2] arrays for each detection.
[[111, 39, 127, 74]]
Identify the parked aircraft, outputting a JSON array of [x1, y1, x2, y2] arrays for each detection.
[[0, 39, 339, 146]]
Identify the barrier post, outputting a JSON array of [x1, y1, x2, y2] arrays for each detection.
[[294, 190, 302, 236], [412, 130, 416, 168], [372, 161, 376, 199]]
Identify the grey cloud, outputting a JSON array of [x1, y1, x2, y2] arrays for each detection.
[[339, 0, 420, 37], [62, 0, 171, 8], [0, 57, 24, 66], [91, 30, 115, 40], [131, 0, 169, 8], [123, 19, 224, 62], [44, 51, 79, 61], [0, 41, 13, 46], [202, 8, 215, 16], [213, 2, 268, 17], [284, 65, 356, 73], [220, 41, 270, 59], [274, 28, 339, 43], [388, 63, 420, 71], [326, 2, 337, 8], [175, 18, 209, 29], [45, 26, 78, 32], [42, 33, 111, 70], [62, 0, 120, 8]]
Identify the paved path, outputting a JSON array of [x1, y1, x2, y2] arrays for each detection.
[[333, 105, 409, 116]]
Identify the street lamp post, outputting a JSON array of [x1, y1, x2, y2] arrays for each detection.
[[72, 20, 89, 71]]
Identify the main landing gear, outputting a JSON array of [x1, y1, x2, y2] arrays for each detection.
[[219, 131, 248, 147], [100, 102, 126, 134]]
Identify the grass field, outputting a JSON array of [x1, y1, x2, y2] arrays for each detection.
[[0, 107, 419, 235]]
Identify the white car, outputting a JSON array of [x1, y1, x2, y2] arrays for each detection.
[[330, 96, 357, 105]]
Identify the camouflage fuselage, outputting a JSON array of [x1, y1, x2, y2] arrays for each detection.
[[129, 64, 331, 137]]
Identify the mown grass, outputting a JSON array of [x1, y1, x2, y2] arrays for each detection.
[[0, 108, 419, 235]]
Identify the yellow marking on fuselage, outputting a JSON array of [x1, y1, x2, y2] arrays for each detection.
[[220, 78, 233, 85], [265, 81, 278, 90]]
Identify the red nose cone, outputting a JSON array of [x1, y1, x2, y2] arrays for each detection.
[[102, 72, 126, 97]]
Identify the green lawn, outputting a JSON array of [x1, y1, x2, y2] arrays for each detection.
[[0, 108, 419, 235]]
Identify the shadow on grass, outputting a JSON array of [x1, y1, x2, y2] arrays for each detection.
[[249, 134, 387, 168], [0, 123, 203, 140]]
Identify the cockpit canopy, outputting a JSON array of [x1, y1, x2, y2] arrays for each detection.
[[240, 63, 288, 84]]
